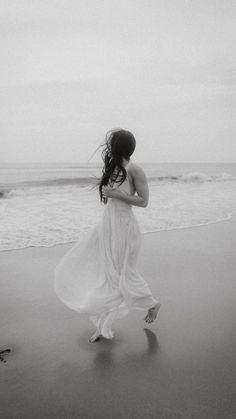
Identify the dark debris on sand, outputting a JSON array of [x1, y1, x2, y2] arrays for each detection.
[[0, 348, 12, 364]]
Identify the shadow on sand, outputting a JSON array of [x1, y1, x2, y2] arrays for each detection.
[[77, 327, 161, 375]]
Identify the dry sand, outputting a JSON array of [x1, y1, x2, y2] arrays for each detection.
[[0, 216, 236, 419]]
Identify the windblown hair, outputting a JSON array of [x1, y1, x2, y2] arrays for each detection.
[[98, 129, 136, 204]]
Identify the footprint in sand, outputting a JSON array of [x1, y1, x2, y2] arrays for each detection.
[[0, 348, 12, 364]]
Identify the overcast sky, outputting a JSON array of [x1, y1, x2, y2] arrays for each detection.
[[0, 0, 235, 163]]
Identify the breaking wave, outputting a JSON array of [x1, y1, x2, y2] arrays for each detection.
[[149, 172, 236, 183], [1, 171, 235, 199]]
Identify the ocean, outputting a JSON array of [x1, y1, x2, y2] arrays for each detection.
[[1, 162, 236, 252]]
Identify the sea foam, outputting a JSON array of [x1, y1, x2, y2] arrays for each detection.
[[1, 172, 236, 251]]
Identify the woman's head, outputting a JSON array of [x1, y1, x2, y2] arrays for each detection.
[[106, 129, 136, 161], [98, 128, 136, 203]]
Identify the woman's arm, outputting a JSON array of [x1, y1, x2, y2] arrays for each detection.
[[102, 165, 149, 208]]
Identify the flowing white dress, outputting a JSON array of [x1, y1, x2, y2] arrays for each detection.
[[54, 161, 158, 338]]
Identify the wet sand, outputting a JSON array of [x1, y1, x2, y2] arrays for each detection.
[[0, 216, 236, 419]]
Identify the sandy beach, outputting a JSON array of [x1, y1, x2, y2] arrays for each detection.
[[0, 216, 236, 419]]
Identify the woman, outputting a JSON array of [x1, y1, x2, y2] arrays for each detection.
[[54, 129, 160, 343]]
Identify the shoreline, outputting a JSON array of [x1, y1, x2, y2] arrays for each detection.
[[1, 210, 236, 254]]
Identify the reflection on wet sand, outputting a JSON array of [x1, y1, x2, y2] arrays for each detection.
[[91, 328, 160, 374]]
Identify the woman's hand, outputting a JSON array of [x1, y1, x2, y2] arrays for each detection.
[[102, 186, 118, 198]]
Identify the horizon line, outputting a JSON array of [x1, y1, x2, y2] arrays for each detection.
[[0, 161, 236, 165]]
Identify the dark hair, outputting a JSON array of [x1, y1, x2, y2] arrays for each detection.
[[98, 129, 136, 204]]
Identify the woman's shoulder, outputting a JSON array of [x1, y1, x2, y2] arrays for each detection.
[[128, 162, 147, 180], [128, 161, 146, 175]]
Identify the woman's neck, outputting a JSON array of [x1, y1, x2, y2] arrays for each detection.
[[122, 158, 130, 168]]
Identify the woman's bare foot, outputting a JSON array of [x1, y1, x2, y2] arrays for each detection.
[[88, 331, 102, 343], [144, 303, 161, 324]]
